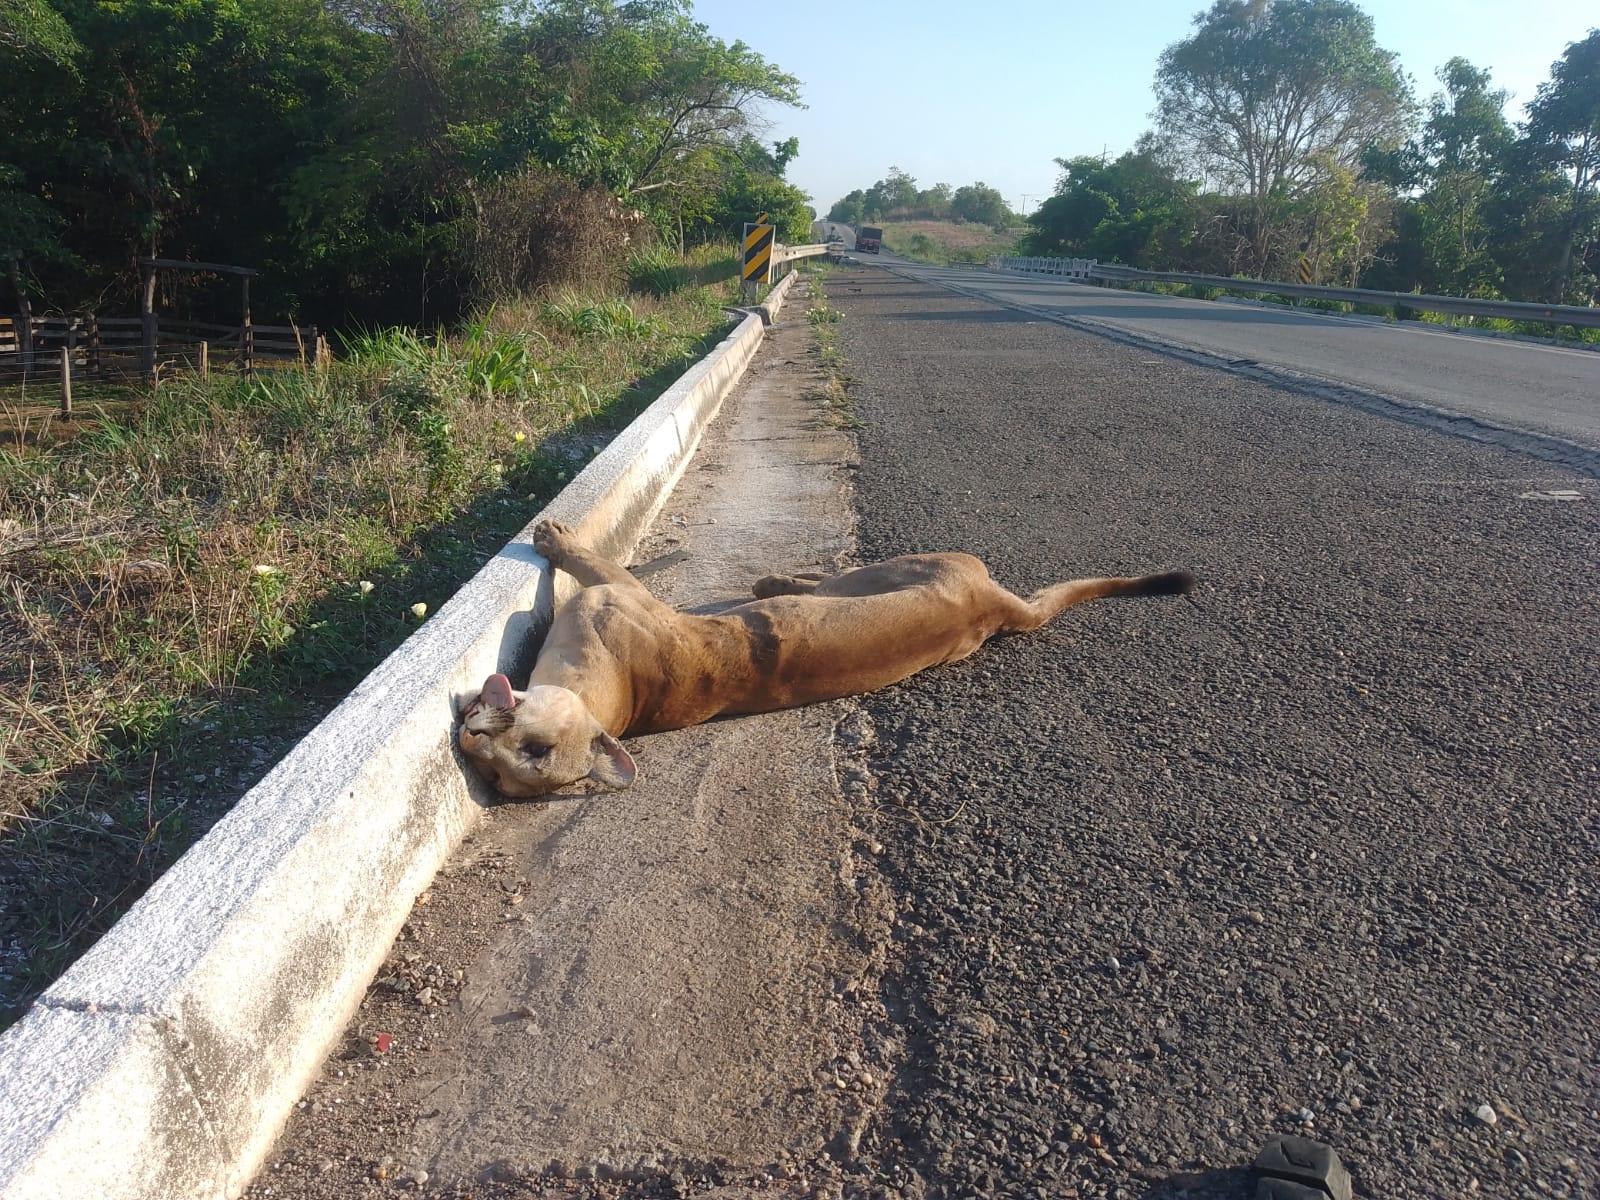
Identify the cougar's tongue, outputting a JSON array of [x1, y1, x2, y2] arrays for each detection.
[[481, 673, 516, 710]]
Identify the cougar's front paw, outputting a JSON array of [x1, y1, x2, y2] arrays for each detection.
[[533, 519, 579, 563]]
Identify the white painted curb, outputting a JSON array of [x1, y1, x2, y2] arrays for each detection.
[[0, 271, 801, 1200]]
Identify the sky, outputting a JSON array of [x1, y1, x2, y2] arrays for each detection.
[[687, 0, 1599, 218]]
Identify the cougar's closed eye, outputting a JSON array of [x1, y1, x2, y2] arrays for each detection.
[[521, 741, 552, 760]]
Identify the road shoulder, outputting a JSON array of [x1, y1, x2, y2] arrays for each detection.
[[245, 287, 897, 1198]]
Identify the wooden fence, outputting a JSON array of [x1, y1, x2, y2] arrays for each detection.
[[0, 314, 332, 415]]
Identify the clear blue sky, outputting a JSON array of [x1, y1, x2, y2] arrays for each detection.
[[687, 0, 1598, 218]]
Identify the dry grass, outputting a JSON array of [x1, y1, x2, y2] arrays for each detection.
[[881, 219, 1024, 264], [802, 267, 856, 429], [0, 246, 739, 1022]]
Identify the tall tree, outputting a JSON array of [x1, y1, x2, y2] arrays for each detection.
[[1154, 0, 1412, 273], [863, 167, 918, 217], [1524, 28, 1600, 300], [1416, 59, 1512, 294], [1024, 146, 1197, 266], [2, 0, 807, 322], [827, 189, 867, 225], [949, 182, 1012, 227]]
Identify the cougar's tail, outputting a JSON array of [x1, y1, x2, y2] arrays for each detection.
[[1003, 568, 1196, 632]]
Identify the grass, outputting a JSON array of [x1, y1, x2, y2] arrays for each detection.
[[803, 266, 857, 429], [880, 219, 1024, 266], [627, 245, 740, 298], [0, 243, 739, 1025]]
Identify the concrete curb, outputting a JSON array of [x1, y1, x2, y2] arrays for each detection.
[[0, 270, 801, 1200]]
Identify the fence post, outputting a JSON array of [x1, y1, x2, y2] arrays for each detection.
[[59, 346, 72, 418], [198, 340, 209, 382], [240, 275, 253, 375], [88, 313, 101, 377], [140, 262, 158, 384]]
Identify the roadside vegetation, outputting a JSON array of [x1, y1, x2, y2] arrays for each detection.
[[802, 266, 855, 429], [825, 171, 1024, 264], [1012, 3, 1599, 309], [0, 0, 814, 1024], [0, 246, 740, 1023], [1116, 277, 1600, 346], [881, 220, 1024, 266], [0, 0, 812, 1030], [1, 2, 812, 326], [825, 4, 1599, 313]]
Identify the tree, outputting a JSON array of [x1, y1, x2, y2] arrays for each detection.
[[863, 167, 918, 217], [0, 0, 78, 64], [1024, 147, 1196, 266], [1293, 154, 1393, 285], [1413, 59, 1512, 294], [949, 182, 1012, 227], [2, 0, 808, 322], [1154, 0, 1412, 273], [1524, 28, 1600, 301], [828, 189, 867, 225], [917, 182, 953, 218]]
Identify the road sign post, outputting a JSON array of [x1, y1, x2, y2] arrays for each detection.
[[742, 214, 775, 302]]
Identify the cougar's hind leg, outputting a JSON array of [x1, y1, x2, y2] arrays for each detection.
[[752, 571, 829, 599]]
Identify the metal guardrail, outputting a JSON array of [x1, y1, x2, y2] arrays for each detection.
[[991, 256, 1097, 280], [989, 256, 1600, 330], [772, 242, 831, 266], [741, 236, 833, 301]]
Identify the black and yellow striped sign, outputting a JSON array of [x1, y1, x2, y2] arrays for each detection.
[[1297, 254, 1313, 285], [742, 221, 775, 282]]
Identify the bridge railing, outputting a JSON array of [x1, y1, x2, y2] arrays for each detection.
[[987, 255, 1096, 280], [987, 256, 1600, 330]]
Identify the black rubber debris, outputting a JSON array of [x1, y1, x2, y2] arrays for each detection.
[[1254, 1134, 1353, 1200]]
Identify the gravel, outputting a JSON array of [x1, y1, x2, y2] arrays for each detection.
[[826, 266, 1599, 1200]]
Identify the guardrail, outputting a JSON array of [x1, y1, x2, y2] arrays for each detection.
[[772, 242, 831, 267], [741, 239, 833, 302], [988, 256, 1600, 330], [990, 256, 1096, 280]]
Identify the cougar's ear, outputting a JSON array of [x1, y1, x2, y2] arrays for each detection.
[[588, 731, 637, 790], [481, 673, 517, 710]]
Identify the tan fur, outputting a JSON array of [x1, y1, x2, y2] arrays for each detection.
[[458, 520, 1194, 797]]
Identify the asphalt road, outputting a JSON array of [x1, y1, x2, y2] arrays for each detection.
[[829, 266, 1597, 1199], [885, 260, 1600, 451]]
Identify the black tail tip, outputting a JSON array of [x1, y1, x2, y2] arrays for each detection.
[[1147, 569, 1197, 596]]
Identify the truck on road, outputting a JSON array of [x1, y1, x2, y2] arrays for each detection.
[[856, 226, 883, 254]]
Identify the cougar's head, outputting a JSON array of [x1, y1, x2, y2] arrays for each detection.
[[457, 674, 636, 798]]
